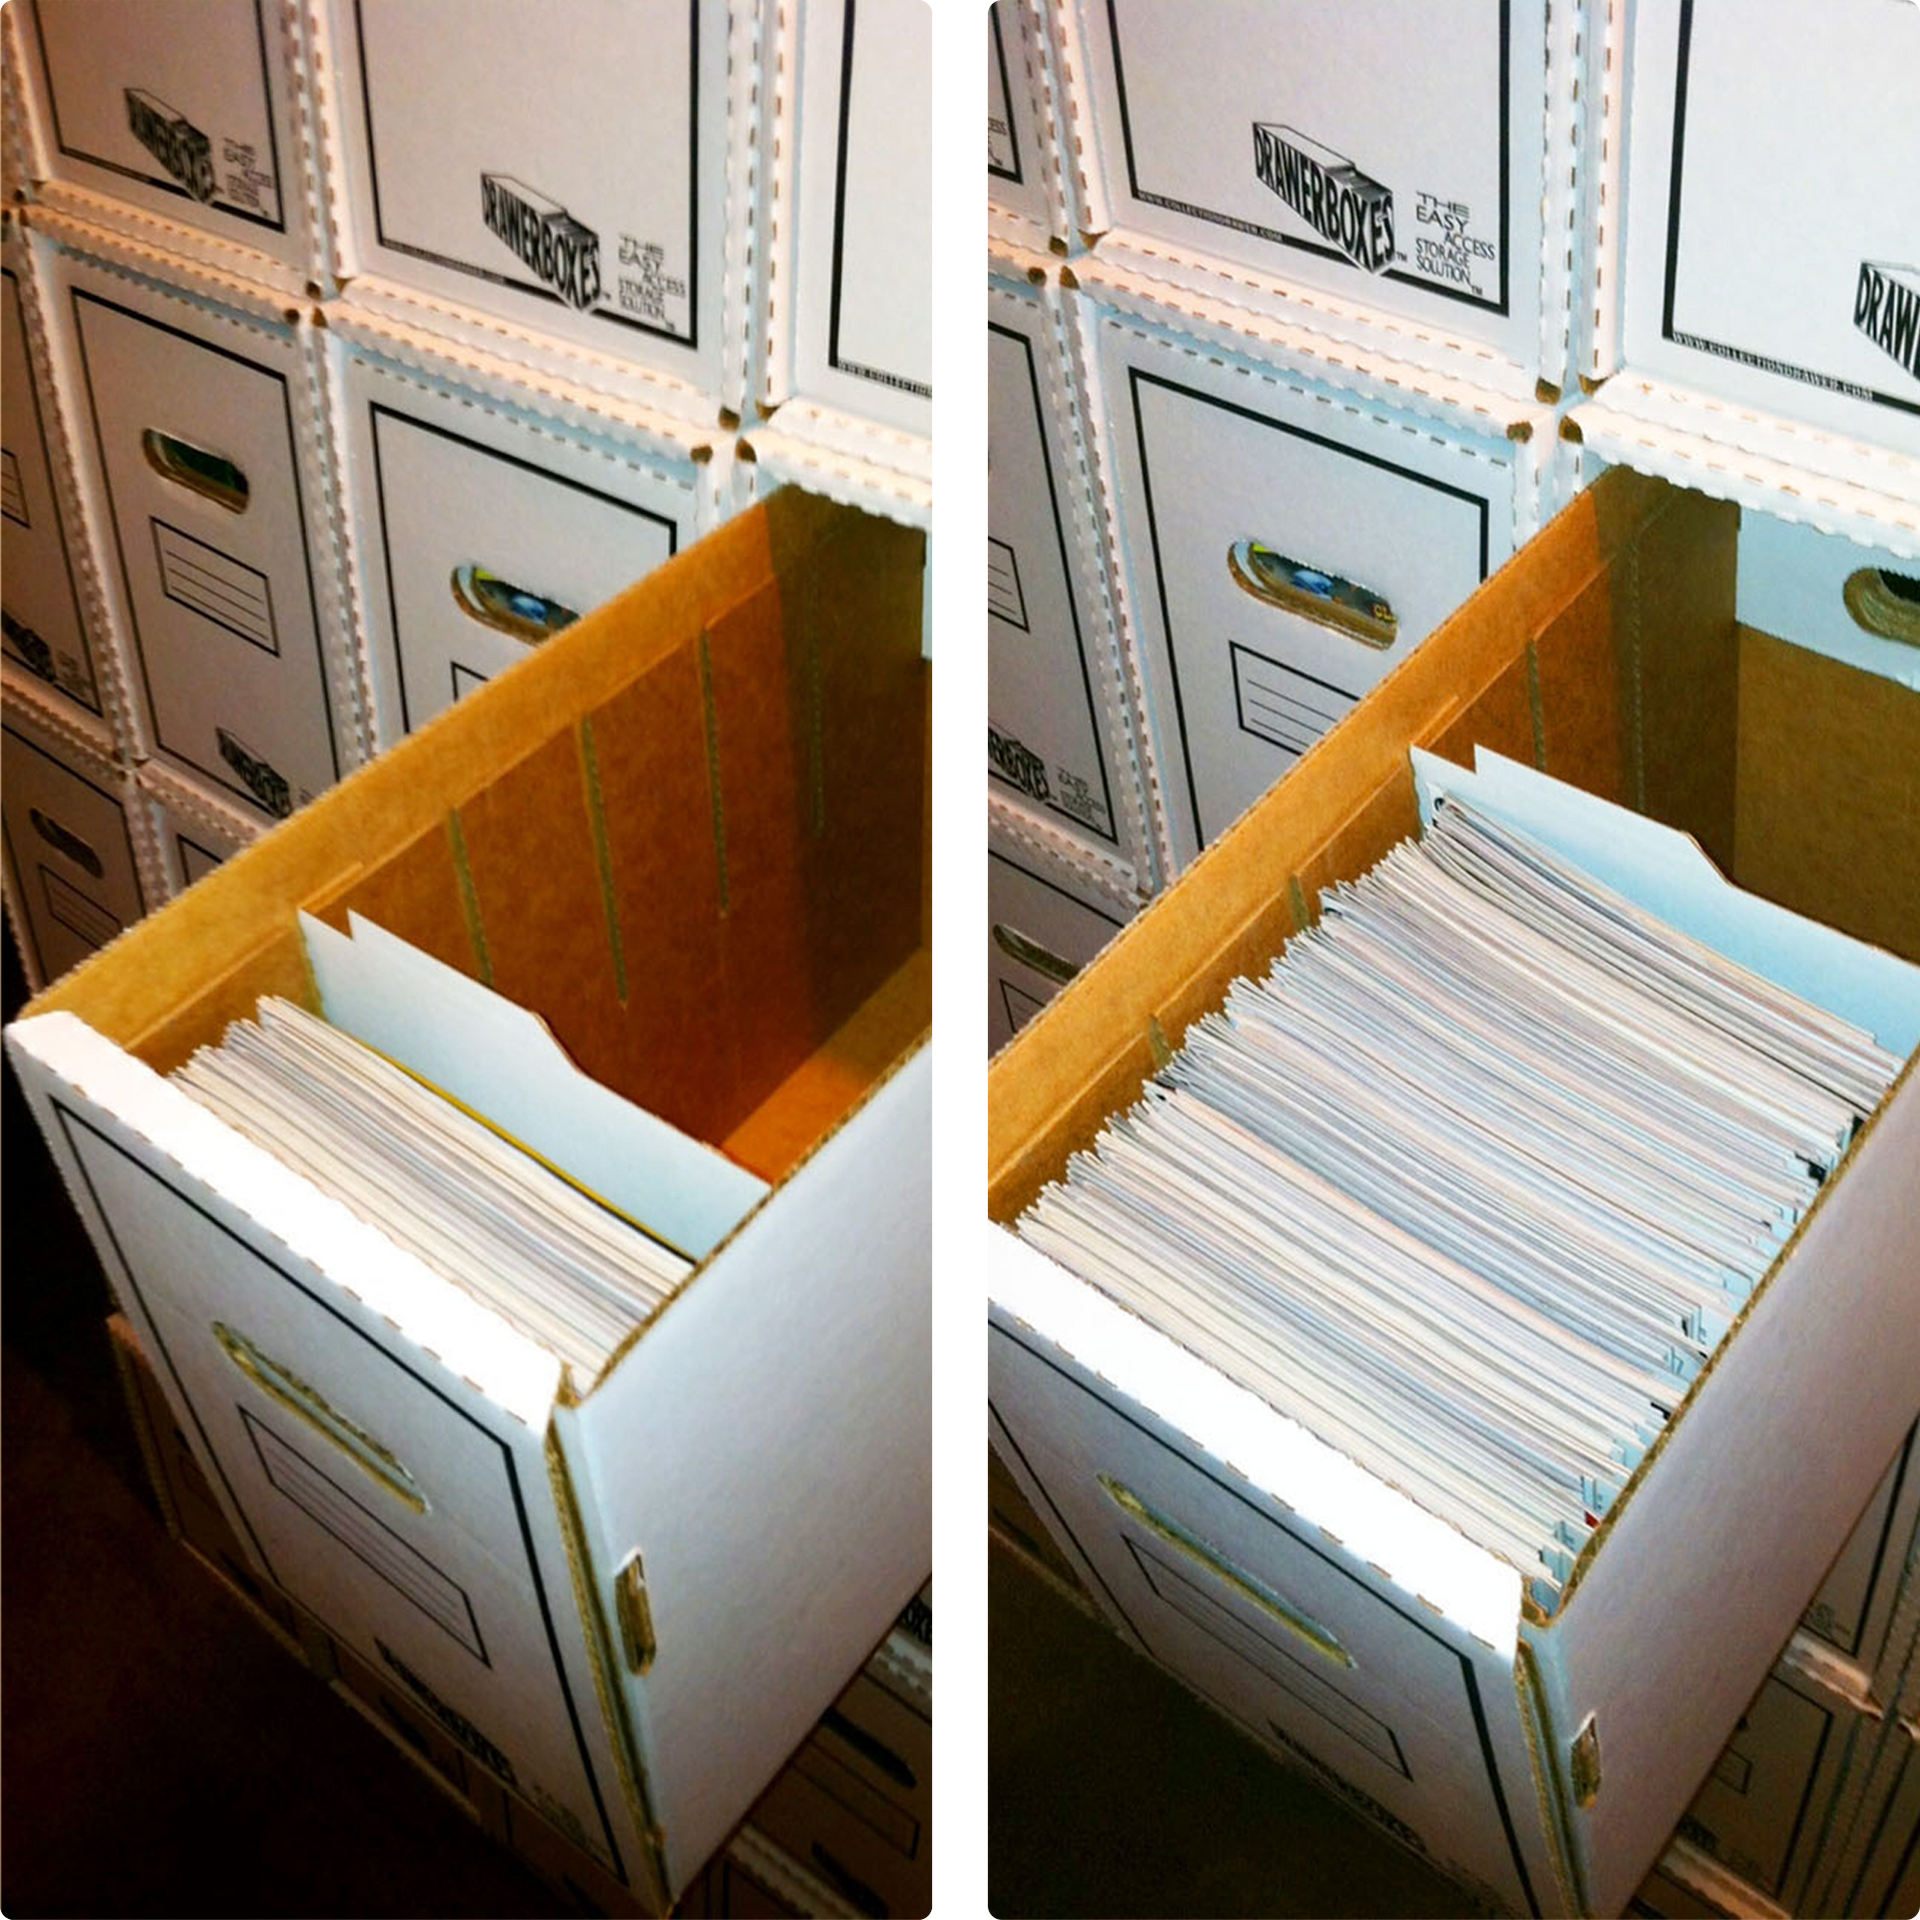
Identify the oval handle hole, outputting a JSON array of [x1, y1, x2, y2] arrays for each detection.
[[820, 1706, 916, 1789], [1228, 540, 1397, 649], [1844, 566, 1920, 649], [213, 1320, 425, 1511], [992, 922, 1077, 986], [142, 430, 249, 512], [449, 564, 579, 645], [29, 806, 103, 878], [1100, 1473, 1354, 1669]]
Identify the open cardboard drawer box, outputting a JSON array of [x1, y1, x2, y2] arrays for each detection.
[[986, 468, 1920, 1918], [6, 492, 930, 1914]]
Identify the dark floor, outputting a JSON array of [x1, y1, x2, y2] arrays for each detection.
[[2, 934, 567, 1919], [987, 1533, 1479, 1920]]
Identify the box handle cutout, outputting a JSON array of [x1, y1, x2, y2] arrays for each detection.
[[1099, 1474, 1354, 1669], [449, 564, 579, 646], [992, 922, 1077, 986], [614, 1550, 656, 1673], [820, 1705, 916, 1788], [142, 430, 249, 513], [1570, 1713, 1601, 1806], [1227, 540, 1397, 650], [1844, 566, 1920, 649], [212, 1321, 425, 1512], [28, 807, 103, 878]]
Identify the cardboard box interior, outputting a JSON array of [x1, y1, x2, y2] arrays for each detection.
[[988, 466, 1919, 1225], [25, 488, 930, 1196]]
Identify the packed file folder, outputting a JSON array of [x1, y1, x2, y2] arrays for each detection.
[[1019, 755, 1904, 1610], [171, 912, 770, 1382]]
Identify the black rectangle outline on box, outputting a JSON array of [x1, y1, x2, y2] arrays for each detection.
[[997, 976, 1047, 1037], [1, 724, 144, 979], [1, 449, 27, 528], [1122, 1531, 1413, 1782], [791, 1738, 923, 1859], [988, 1324, 1541, 1916], [827, 0, 933, 400], [1846, 1737, 1917, 1920], [1803, 1419, 1916, 1660], [988, 6, 1024, 184], [1104, 0, 1511, 318], [1228, 640, 1360, 759], [988, 321, 1118, 845], [27, 0, 286, 234], [1661, 0, 1919, 419], [449, 661, 491, 705], [987, 534, 1030, 631], [239, 1404, 489, 1665], [988, 844, 1125, 1039], [149, 516, 279, 656], [37, 861, 120, 950], [1128, 362, 1491, 852], [175, 831, 224, 887], [1687, 1671, 1834, 1899], [67, 286, 339, 816], [1, 818, 40, 980], [351, 0, 699, 351], [46, 1100, 629, 1888], [364, 400, 680, 739], [2, 268, 103, 715]]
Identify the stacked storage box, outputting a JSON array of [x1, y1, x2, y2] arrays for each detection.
[[7, 7, 932, 1915]]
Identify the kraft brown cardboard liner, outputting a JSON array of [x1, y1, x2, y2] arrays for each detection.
[[1736, 626, 1920, 963], [988, 468, 1912, 1224], [27, 493, 929, 1187]]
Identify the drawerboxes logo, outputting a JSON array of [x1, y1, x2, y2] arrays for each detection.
[[481, 174, 602, 311], [1253, 124, 1394, 275], [216, 727, 292, 820], [989, 726, 1051, 804], [1855, 261, 1920, 382], [125, 89, 215, 203]]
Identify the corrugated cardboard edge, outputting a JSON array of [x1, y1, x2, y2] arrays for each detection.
[[1578, 0, 1627, 385], [104, 1309, 184, 1540], [1, 3, 46, 203], [135, 758, 264, 895], [754, 0, 798, 415], [988, 241, 1155, 890], [739, 415, 931, 531], [985, 0, 1075, 255], [4, 212, 144, 759]]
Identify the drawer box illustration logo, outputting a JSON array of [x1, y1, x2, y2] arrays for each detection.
[[1252, 125, 1394, 275], [1855, 261, 1920, 382], [988, 725, 1051, 805], [125, 89, 215, 203], [481, 174, 603, 311], [216, 727, 292, 819]]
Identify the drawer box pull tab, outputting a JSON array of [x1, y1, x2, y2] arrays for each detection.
[[142, 429, 249, 513], [1227, 539, 1398, 650], [615, 1550, 656, 1673], [1100, 1473, 1353, 1669], [450, 564, 580, 645], [212, 1321, 424, 1512], [992, 922, 1077, 986]]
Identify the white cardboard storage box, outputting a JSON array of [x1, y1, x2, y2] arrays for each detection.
[[18, 0, 318, 286], [987, 801, 1134, 1057], [759, 0, 931, 444], [987, 1, 1072, 256], [312, 0, 745, 419], [1811, 1713, 1919, 1920], [988, 247, 1147, 885], [136, 757, 261, 899], [1801, 1419, 1920, 1692], [326, 313, 715, 748], [2, 217, 115, 725], [1073, 271, 1548, 874], [1596, 0, 1920, 477], [987, 468, 1920, 1918], [1, 680, 154, 991], [1058, 0, 1583, 398], [36, 216, 358, 822], [6, 493, 930, 1915]]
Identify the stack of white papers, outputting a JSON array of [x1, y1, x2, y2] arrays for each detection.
[[173, 915, 771, 1382], [1020, 792, 1903, 1603]]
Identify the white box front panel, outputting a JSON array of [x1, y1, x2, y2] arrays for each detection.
[[986, 843, 1129, 1055], [327, 0, 724, 399]]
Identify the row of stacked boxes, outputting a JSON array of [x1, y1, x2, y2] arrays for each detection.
[[4, 5, 932, 1915], [985, 2, 1918, 1913], [3, 0, 931, 992]]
